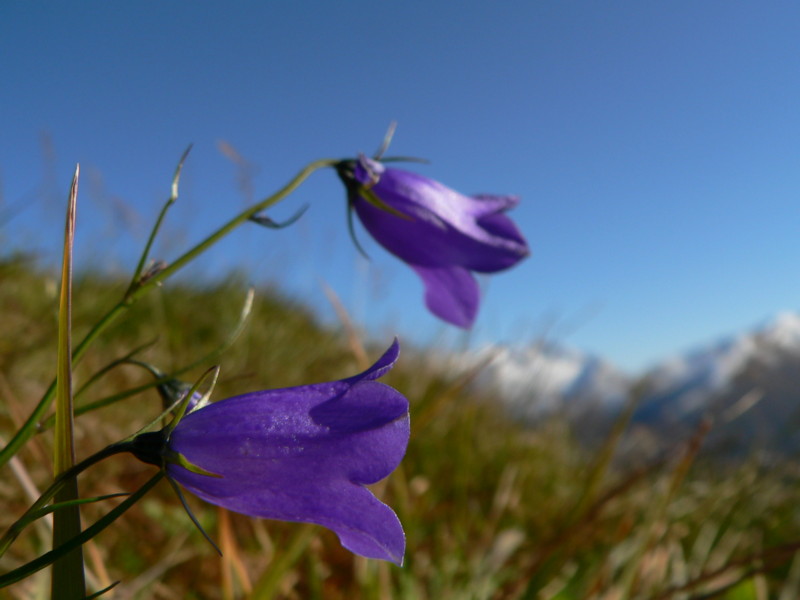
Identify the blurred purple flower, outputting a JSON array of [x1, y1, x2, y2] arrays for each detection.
[[336, 156, 529, 328], [162, 340, 409, 565]]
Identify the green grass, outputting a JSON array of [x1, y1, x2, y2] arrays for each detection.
[[1, 255, 799, 599]]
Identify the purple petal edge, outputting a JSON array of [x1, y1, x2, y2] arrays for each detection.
[[166, 339, 409, 565], [411, 264, 479, 328], [342, 338, 400, 385]]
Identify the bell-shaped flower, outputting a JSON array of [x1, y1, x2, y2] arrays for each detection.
[[336, 156, 529, 328], [148, 340, 409, 565]]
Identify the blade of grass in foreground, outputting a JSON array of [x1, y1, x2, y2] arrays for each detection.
[[52, 165, 85, 599]]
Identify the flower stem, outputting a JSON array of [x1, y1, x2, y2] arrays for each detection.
[[0, 443, 132, 559], [0, 158, 338, 471], [125, 145, 192, 296], [0, 471, 164, 589], [126, 158, 340, 295]]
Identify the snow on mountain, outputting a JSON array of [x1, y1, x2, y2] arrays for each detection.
[[463, 341, 630, 418], [755, 311, 800, 350], [461, 311, 800, 422], [642, 311, 800, 415], [644, 335, 758, 413]]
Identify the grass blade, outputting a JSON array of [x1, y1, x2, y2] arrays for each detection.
[[0, 472, 164, 589], [52, 164, 85, 598]]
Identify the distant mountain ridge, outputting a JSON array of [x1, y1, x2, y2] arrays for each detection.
[[468, 311, 800, 451], [467, 342, 629, 418], [635, 312, 800, 424], [643, 312, 800, 410]]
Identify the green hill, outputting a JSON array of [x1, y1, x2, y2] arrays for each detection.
[[1, 256, 799, 599]]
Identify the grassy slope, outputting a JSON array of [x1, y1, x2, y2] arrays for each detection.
[[1, 256, 799, 600]]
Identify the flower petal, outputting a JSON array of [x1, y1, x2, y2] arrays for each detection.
[[355, 196, 526, 273], [341, 337, 400, 384], [168, 380, 409, 479], [410, 264, 479, 328], [166, 343, 410, 564], [352, 161, 528, 273], [473, 211, 529, 271], [310, 382, 407, 433], [471, 193, 520, 214], [339, 156, 529, 327], [168, 395, 409, 563], [172, 465, 406, 564]]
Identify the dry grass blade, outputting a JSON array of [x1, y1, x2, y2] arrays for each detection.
[[51, 164, 85, 599]]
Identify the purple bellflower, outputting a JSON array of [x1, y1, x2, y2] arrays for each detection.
[[133, 340, 409, 565], [336, 156, 529, 328]]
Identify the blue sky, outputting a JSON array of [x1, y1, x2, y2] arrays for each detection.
[[2, 2, 799, 373]]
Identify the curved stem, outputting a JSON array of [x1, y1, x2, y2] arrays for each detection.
[[126, 145, 192, 296], [0, 471, 164, 589], [0, 442, 132, 558], [127, 158, 339, 295], [0, 158, 339, 470]]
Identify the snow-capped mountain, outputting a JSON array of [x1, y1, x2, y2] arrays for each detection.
[[646, 312, 800, 395], [464, 341, 630, 419], [468, 312, 800, 429], [637, 311, 800, 423]]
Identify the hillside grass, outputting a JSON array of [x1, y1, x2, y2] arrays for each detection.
[[1, 255, 799, 599]]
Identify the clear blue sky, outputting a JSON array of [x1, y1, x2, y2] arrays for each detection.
[[2, 2, 799, 373]]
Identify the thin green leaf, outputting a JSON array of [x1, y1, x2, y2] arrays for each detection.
[[373, 120, 397, 160], [74, 339, 159, 399], [346, 202, 370, 260], [164, 365, 220, 438], [127, 145, 192, 294], [167, 477, 222, 556], [52, 164, 85, 599], [84, 581, 120, 599], [358, 187, 413, 221], [54, 164, 78, 475], [166, 451, 221, 478], [249, 204, 309, 229], [0, 443, 130, 559], [29, 493, 130, 522], [0, 472, 164, 589]]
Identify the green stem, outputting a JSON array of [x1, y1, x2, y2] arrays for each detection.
[[0, 158, 338, 471], [126, 158, 340, 294], [125, 145, 192, 296], [0, 471, 164, 589], [0, 443, 132, 558]]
